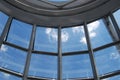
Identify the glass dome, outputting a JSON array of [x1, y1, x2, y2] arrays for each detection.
[[0, 0, 120, 80]]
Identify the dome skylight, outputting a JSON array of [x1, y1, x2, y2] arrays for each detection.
[[0, 0, 120, 80]]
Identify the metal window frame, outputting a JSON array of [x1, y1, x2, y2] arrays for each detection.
[[0, 11, 120, 80]]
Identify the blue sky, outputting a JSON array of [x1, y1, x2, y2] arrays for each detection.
[[0, 9, 120, 80]]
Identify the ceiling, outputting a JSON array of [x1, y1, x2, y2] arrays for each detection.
[[0, 0, 120, 27]]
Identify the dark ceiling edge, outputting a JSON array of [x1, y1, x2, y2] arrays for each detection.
[[4, 0, 105, 16], [0, 0, 120, 27]]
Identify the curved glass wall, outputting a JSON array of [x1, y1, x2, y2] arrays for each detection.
[[87, 20, 113, 48], [7, 19, 32, 48], [0, 12, 8, 36], [95, 44, 120, 75], [0, 72, 22, 80], [63, 54, 93, 79], [62, 26, 88, 52], [113, 9, 120, 29], [0, 8, 120, 80], [29, 54, 57, 78], [0, 45, 27, 73], [34, 27, 58, 52]]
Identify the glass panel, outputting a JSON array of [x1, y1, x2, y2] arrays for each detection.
[[0, 12, 8, 36], [63, 54, 93, 79], [7, 19, 32, 48], [62, 26, 87, 52], [34, 27, 57, 52], [94, 44, 120, 75], [113, 9, 120, 28], [102, 75, 120, 80], [108, 16, 119, 41], [87, 20, 113, 48], [0, 72, 21, 80], [0, 45, 27, 73], [29, 54, 57, 78]]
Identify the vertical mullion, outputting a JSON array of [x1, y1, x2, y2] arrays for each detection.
[[84, 22, 100, 80], [0, 16, 13, 47], [110, 13, 120, 39], [58, 26, 62, 80], [23, 24, 36, 80], [103, 17, 119, 41]]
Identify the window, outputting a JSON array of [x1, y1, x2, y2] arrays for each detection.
[[29, 54, 57, 78], [0, 12, 8, 36], [0, 45, 27, 73], [113, 9, 120, 28], [34, 27, 58, 52], [0, 72, 21, 80], [7, 19, 32, 48], [94, 44, 120, 75], [87, 20, 113, 48], [62, 26, 87, 52], [63, 54, 93, 78]]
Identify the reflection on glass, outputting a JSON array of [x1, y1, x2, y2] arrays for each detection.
[[87, 20, 113, 48], [29, 54, 57, 78], [113, 9, 120, 28], [0, 72, 21, 80], [63, 54, 93, 79], [94, 45, 120, 75], [0, 12, 8, 36], [0, 45, 27, 73], [108, 16, 119, 41], [7, 19, 32, 48], [102, 75, 120, 80], [62, 26, 87, 52], [34, 27, 57, 52]]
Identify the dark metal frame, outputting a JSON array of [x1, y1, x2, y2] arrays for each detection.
[[23, 24, 37, 80], [0, 9, 120, 80], [58, 26, 62, 80], [84, 22, 100, 80], [0, 16, 12, 48], [109, 13, 120, 39]]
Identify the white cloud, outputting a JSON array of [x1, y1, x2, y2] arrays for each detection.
[[3, 73, 10, 77], [46, 28, 69, 43], [80, 32, 96, 44], [110, 52, 120, 60], [87, 21, 100, 39], [72, 21, 100, 35], [2, 72, 10, 79], [88, 21, 100, 32], [46, 28, 52, 34], [46, 28, 58, 42], [80, 37, 87, 44], [72, 26, 84, 34], [0, 45, 8, 52], [50, 30, 58, 41], [61, 31, 69, 42], [80, 21, 100, 44], [90, 32, 96, 38], [46, 21, 100, 44]]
